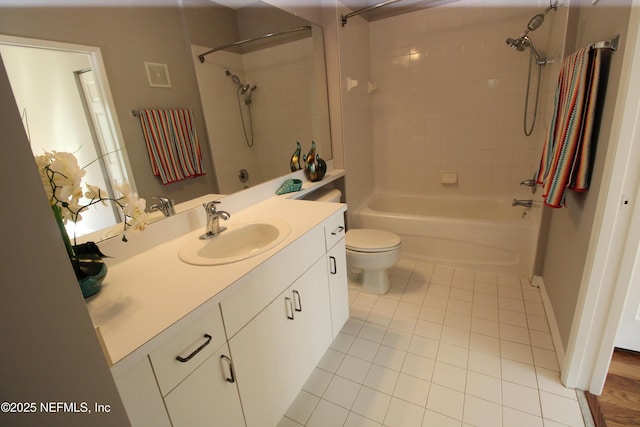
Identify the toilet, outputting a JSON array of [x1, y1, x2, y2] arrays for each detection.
[[307, 189, 402, 294]]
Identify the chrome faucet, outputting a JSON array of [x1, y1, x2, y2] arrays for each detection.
[[520, 173, 538, 194], [200, 201, 231, 239], [149, 196, 176, 217], [512, 199, 533, 208]]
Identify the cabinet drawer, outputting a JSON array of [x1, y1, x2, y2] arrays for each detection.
[[324, 211, 346, 250], [149, 308, 225, 396]]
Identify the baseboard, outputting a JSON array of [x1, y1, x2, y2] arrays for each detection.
[[533, 275, 566, 370]]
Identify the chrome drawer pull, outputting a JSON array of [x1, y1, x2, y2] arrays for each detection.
[[176, 334, 212, 363], [331, 226, 345, 236], [293, 290, 302, 312], [285, 297, 294, 320], [329, 256, 337, 275], [220, 355, 236, 383]]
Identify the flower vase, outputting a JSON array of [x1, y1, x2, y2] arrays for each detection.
[[52, 205, 107, 298]]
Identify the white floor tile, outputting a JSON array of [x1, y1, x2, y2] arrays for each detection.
[[358, 322, 387, 343], [393, 373, 430, 407], [382, 329, 412, 351], [426, 383, 464, 421], [422, 409, 463, 427], [539, 391, 585, 426], [502, 381, 542, 417], [331, 332, 355, 353], [351, 386, 391, 423], [502, 407, 544, 427], [401, 352, 436, 381], [317, 348, 346, 373], [440, 325, 471, 347], [463, 395, 503, 427], [384, 397, 425, 427], [348, 337, 380, 363], [468, 349, 502, 378], [469, 333, 501, 356], [337, 354, 373, 383], [408, 334, 439, 359], [436, 342, 468, 369], [277, 416, 303, 427], [389, 313, 418, 334], [419, 306, 446, 324], [432, 361, 467, 392], [303, 368, 333, 397], [466, 371, 502, 404], [532, 347, 560, 371], [323, 375, 361, 409], [306, 399, 349, 427], [284, 391, 319, 425], [499, 297, 526, 313], [373, 345, 406, 371], [363, 364, 400, 395], [282, 262, 575, 427], [500, 340, 534, 364], [344, 412, 383, 427], [414, 319, 443, 340], [535, 367, 577, 400], [501, 358, 538, 388]]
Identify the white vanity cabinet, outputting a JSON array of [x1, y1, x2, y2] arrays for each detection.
[[163, 343, 245, 427], [107, 203, 349, 427], [227, 257, 332, 427]]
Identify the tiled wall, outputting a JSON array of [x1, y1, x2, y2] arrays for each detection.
[[341, 0, 568, 201]]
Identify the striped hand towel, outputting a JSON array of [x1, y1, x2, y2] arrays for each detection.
[[537, 46, 602, 208], [138, 109, 205, 184]]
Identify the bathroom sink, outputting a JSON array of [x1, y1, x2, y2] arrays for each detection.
[[178, 219, 291, 266]]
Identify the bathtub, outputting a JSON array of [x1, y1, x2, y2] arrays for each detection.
[[350, 194, 539, 278]]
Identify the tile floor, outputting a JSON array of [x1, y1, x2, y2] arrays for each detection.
[[278, 259, 588, 427]]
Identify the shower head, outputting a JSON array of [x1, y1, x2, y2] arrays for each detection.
[[505, 36, 543, 62], [226, 70, 250, 93], [527, 4, 557, 32], [505, 36, 543, 60], [506, 37, 527, 52]]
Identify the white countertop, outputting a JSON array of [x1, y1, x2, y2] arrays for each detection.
[[86, 197, 346, 367]]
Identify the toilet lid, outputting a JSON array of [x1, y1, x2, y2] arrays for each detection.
[[346, 229, 402, 253]]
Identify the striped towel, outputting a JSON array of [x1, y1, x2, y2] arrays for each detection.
[[138, 109, 205, 184], [536, 46, 603, 208]]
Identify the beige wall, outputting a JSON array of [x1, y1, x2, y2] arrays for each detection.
[[539, 0, 632, 349], [0, 56, 129, 427], [0, 2, 235, 205]]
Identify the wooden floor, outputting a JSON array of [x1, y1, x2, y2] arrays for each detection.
[[586, 348, 640, 427]]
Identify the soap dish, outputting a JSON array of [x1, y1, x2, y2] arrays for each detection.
[[276, 178, 303, 195]]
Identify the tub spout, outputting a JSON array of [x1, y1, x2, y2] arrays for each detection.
[[512, 199, 533, 208]]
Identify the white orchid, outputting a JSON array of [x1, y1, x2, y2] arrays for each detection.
[[36, 150, 148, 243]]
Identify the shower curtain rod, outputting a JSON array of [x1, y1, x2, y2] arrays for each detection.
[[198, 25, 311, 63], [341, 0, 405, 26]]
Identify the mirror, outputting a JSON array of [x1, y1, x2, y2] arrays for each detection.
[[0, 0, 332, 240]]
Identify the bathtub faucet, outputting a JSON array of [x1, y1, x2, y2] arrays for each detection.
[[512, 199, 533, 208]]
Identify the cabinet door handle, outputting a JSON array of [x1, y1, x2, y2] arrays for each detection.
[[220, 354, 236, 383], [176, 334, 212, 363], [285, 297, 295, 320], [331, 225, 345, 236], [329, 256, 337, 275], [293, 290, 302, 312]]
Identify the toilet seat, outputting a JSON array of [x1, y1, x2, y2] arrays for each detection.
[[346, 229, 402, 253]]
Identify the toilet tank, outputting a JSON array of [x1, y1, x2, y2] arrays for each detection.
[[306, 188, 342, 203]]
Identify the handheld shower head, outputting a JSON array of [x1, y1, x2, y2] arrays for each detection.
[[506, 37, 527, 52], [505, 36, 542, 61]]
